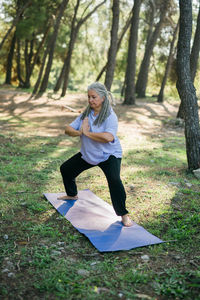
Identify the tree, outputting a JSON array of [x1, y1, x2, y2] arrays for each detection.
[[5, 31, 16, 84], [96, 11, 132, 82], [38, 0, 69, 94], [57, 0, 106, 97], [123, 0, 141, 105], [177, 4, 200, 118], [25, 21, 52, 88], [2, 0, 33, 86], [16, 37, 23, 86], [176, 0, 200, 170], [53, 0, 81, 94], [157, 20, 179, 103], [1, 0, 57, 88], [32, 44, 49, 96], [190, 4, 200, 83], [0, 0, 32, 51], [104, 0, 119, 91], [136, 0, 170, 98]]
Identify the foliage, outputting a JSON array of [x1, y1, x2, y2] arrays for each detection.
[[0, 0, 199, 96]]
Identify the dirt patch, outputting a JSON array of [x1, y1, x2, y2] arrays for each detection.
[[0, 88, 183, 140]]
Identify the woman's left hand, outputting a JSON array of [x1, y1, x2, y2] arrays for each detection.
[[82, 117, 90, 134]]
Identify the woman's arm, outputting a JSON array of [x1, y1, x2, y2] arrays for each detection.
[[83, 131, 114, 143], [82, 118, 114, 143], [65, 125, 82, 137]]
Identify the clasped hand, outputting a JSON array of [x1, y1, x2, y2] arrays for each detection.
[[81, 117, 90, 134]]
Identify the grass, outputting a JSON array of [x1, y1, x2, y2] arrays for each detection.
[[0, 95, 200, 300]]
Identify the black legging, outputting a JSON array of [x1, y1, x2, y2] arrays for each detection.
[[60, 152, 128, 216]]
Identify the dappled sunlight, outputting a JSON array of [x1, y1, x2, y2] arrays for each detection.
[[0, 88, 183, 140], [0, 88, 86, 137], [116, 99, 184, 145], [38, 208, 57, 223], [127, 181, 176, 222], [1, 88, 200, 299], [123, 163, 178, 222]]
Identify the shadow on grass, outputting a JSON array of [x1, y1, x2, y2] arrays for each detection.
[[0, 88, 181, 141], [123, 143, 186, 181], [0, 95, 199, 299]]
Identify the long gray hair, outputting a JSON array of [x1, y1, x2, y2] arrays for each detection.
[[81, 82, 114, 126]]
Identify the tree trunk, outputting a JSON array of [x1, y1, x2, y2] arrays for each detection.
[[5, 31, 16, 84], [61, 33, 77, 97], [157, 21, 179, 103], [22, 37, 34, 88], [176, 0, 200, 170], [32, 10, 61, 96], [104, 0, 120, 91], [96, 11, 132, 82], [23, 39, 31, 88], [32, 46, 49, 96], [190, 4, 200, 83], [54, 62, 65, 92], [54, 63, 66, 92], [145, 0, 155, 50], [96, 65, 107, 82], [38, 0, 69, 94], [22, 21, 52, 90], [54, 0, 80, 93], [177, 5, 200, 118], [16, 38, 25, 87], [136, 0, 170, 98], [61, 0, 106, 97], [123, 0, 141, 105]]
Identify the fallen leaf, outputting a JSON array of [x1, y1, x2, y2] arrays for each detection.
[[17, 241, 28, 245], [135, 293, 152, 299]]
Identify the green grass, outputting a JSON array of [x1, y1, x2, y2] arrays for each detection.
[[0, 110, 200, 299]]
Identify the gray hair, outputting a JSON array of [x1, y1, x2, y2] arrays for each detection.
[[81, 82, 115, 126]]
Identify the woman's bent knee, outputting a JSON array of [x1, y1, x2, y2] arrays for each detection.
[[60, 163, 64, 174], [60, 162, 69, 175]]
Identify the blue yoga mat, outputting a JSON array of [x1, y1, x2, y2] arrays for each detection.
[[44, 189, 164, 252]]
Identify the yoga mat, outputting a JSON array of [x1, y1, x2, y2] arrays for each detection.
[[44, 189, 164, 252]]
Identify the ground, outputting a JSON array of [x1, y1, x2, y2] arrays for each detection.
[[0, 87, 199, 300]]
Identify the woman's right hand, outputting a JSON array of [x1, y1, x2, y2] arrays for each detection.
[[65, 125, 82, 137], [82, 117, 90, 134]]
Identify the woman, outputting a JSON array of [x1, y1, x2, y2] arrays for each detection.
[[59, 82, 132, 227]]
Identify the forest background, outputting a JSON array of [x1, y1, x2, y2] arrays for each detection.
[[0, 0, 199, 100]]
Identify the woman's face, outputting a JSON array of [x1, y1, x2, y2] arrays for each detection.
[[88, 89, 104, 112]]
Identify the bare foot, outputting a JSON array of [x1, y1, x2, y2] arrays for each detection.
[[57, 195, 78, 200], [121, 214, 133, 227]]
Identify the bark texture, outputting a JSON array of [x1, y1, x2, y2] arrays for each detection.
[[96, 11, 132, 82], [123, 0, 141, 105], [177, 4, 200, 118], [190, 5, 200, 82], [16, 38, 25, 87], [176, 0, 200, 170], [5, 31, 16, 84]]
